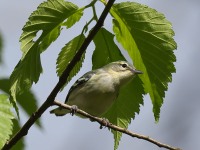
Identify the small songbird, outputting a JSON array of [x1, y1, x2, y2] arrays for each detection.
[[50, 60, 142, 117]]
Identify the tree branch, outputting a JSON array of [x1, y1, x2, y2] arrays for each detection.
[[53, 100, 181, 150], [2, 0, 115, 149]]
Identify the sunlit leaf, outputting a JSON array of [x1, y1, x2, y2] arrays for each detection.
[[10, 0, 81, 108], [0, 94, 14, 149], [63, 9, 84, 29], [56, 34, 86, 89], [111, 2, 177, 121], [39, 26, 61, 53]]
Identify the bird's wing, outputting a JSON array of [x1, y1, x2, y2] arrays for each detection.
[[65, 70, 96, 103]]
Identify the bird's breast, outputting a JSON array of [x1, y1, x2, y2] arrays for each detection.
[[67, 73, 119, 117]]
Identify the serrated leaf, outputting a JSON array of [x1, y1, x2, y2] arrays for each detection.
[[104, 77, 144, 150], [0, 78, 42, 127], [10, 45, 42, 116], [63, 9, 84, 28], [39, 26, 61, 53], [111, 2, 177, 121], [92, 28, 144, 150], [0, 94, 14, 149], [20, 0, 79, 54], [92, 28, 124, 68], [56, 34, 86, 89], [10, 0, 81, 106]]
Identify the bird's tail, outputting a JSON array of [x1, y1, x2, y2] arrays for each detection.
[[50, 107, 69, 116]]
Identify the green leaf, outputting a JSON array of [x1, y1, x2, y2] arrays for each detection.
[[10, 0, 81, 105], [56, 34, 86, 89], [111, 2, 177, 121], [63, 9, 84, 28], [11, 119, 25, 150], [104, 77, 144, 150], [92, 28, 144, 150], [0, 78, 42, 127], [39, 26, 61, 53], [10, 46, 42, 116], [0, 94, 14, 149], [92, 28, 124, 68], [20, 0, 80, 54]]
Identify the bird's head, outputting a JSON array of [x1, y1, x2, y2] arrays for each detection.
[[105, 60, 143, 86]]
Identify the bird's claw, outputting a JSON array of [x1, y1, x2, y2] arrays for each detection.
[[100, 118, 110, 129], [70, 105, 78, 116]]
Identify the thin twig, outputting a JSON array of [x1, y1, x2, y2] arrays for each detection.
[[53, 100, 181, 150], [2, 0, 115, 149]]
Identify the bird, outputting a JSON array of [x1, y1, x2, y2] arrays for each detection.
[[50, 60, 142, 117]]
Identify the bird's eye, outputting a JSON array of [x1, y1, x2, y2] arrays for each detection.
[[121, 63, 127, 68]]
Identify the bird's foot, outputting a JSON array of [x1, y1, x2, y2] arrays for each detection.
[[100, 118, 111, 129], [70, 105, 78, 116], [89, 118, 95, 122]]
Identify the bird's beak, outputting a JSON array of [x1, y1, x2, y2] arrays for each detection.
[[134, 69, 143, 74]]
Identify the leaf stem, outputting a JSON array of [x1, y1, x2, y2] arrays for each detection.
[[82, 17, 94, 34], [92, 5, 98, 21], [83, 0, 98, 9]]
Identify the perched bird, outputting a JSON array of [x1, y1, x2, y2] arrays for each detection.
[[50, 60, 142, 117]]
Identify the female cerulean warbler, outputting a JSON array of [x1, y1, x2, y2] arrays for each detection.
[[50, 60, 142, 117]]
